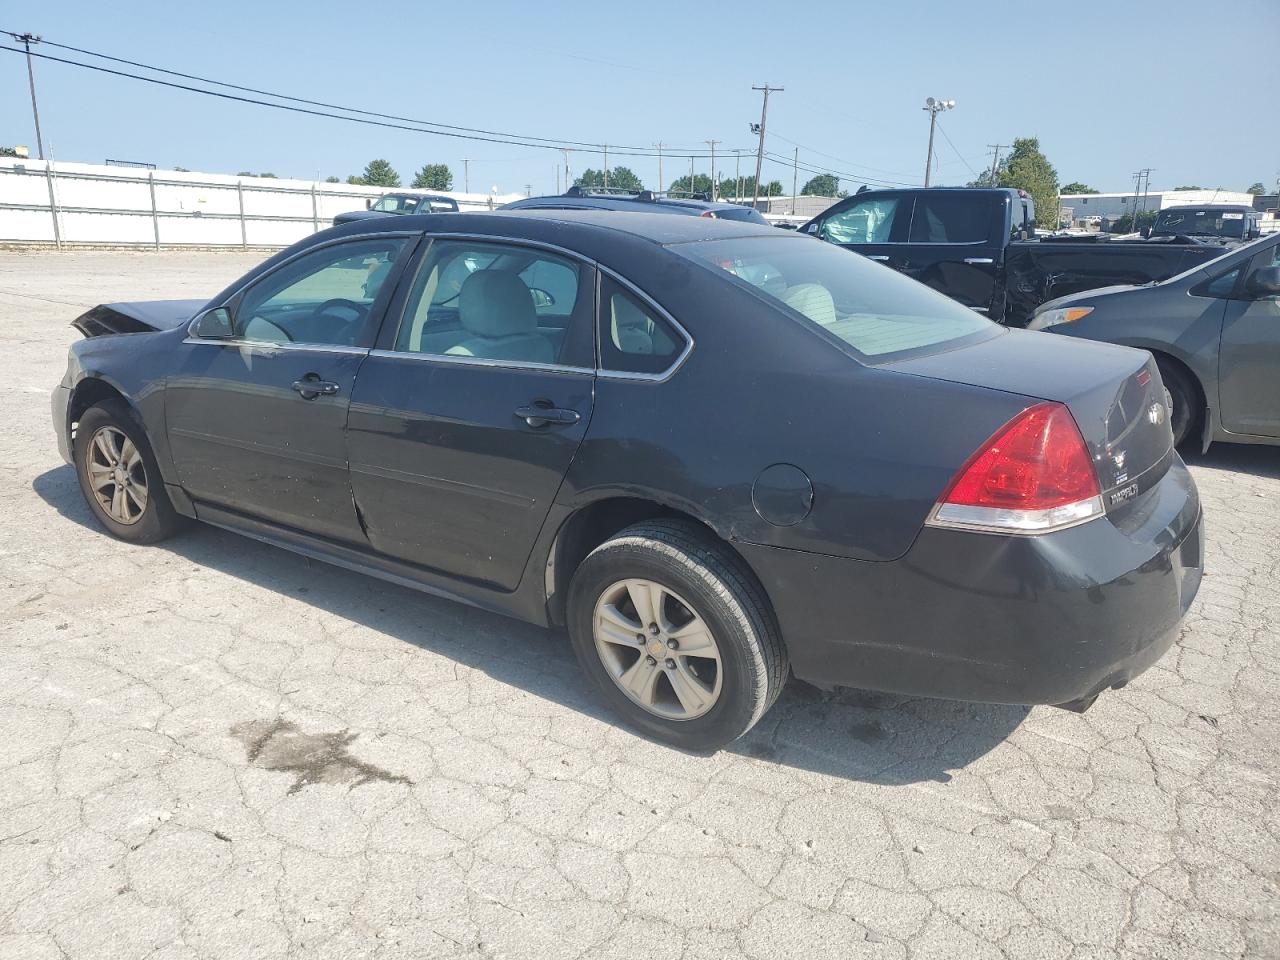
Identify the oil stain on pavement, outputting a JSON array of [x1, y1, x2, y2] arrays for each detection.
[[232, 718, 412, 794]]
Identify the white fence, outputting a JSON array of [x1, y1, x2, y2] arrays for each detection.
[[0, 158, 524, 249]]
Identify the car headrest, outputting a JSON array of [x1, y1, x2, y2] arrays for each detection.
[[459, 271, 536, 339]]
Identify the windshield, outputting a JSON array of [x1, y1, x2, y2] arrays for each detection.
[[673, 235, 998, 362], [1153, 208, 1247, 238], [370, 195, 424, 214]]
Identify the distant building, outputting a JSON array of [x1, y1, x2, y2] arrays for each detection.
[[1059, 189, 1255, 226]]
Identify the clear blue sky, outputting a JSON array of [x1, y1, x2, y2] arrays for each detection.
[[3, 0, 1277, 195]]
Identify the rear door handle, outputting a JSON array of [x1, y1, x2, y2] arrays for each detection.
[[292, 378, 340, 399], [866, 255, 890, 262], [963, 257, 995, 264], [515, 403, 580, 428]]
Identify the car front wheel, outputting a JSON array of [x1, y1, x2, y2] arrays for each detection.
[[566, 519, 787, 751], [74, 399, 186, 544]]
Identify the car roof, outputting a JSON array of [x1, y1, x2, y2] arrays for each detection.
[[503, 192, 755, 216], [328, 208, 782, 246]]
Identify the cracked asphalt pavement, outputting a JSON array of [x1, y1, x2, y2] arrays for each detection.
[[2, 250, 1278, 959]]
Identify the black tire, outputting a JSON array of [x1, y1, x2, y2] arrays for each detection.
[[74, 399, 186, 544], [566, 519, 788, 751], [1155, 358, 1199, 448]]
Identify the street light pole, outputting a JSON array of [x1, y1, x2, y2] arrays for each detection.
[[15, 33, 45, 160], [922, 97, 955, 188], [705, 140, 720, 200]]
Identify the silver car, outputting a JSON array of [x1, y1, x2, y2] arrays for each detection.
[[1029, 233, 1280, 450]]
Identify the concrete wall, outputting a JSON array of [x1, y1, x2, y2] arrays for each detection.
[[0, 159, 524, 248]]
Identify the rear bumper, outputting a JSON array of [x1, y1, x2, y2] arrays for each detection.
[[738, 457, 1203, 706], [51, 384, 72, 464]]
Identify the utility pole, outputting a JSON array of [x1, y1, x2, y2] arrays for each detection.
[[986, 144, 1004, 186], [791, 147, 799, 215], [15, 33, 45, 160], [734, 150, 742, 200], [556, 165, 561, 194], [525, 184, 532, 197], [751, 84, 782, 208], [1140, 168, 1154, 221], [603, 144, 609, 189], [922, 97, 955, 188], [560, 149, 572, 192], [462, 159, 471, 194], [705, 140, 720, 200], [689, 156, 694, 195], [654, 142, 666, 193]]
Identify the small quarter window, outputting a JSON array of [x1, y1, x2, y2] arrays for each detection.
[[599, 276, 686, 375]]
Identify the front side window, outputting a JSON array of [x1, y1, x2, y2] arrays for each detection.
[[675, 235, 996, 362], [394, 240, 591, 366], [819, 196, 904, 244], [598, 276, 686, 375], [908, 194, 995, 244], [234, 237, 408, 346]]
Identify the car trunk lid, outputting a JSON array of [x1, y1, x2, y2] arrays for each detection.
[[885, 328, 1174, 512]]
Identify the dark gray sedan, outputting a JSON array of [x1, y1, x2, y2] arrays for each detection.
[[1029, 233, 1280, 449], [52, 212, 1202, 750]]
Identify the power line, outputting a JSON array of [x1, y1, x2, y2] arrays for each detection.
[[0, 37, 717, 160], [765, 129, 920, 180], [933, 120, 980, 179]]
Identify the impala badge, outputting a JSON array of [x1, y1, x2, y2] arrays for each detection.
[[1148, 403, 1165, 425]]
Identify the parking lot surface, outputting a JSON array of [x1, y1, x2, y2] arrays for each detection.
[[1, 250, 1277, 959]]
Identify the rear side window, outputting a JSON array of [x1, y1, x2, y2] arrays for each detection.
[[710, 206, 769, 224], [598, 276, 686, 376], [908, 194, 994, 243], [674, 235, 996, 362]]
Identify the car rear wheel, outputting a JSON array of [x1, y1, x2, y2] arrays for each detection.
[[1155, 359, 1198, 448], [74, 400, 186, 544], [566, 519, 787, 751]]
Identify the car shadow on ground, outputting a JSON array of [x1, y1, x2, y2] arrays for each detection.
[[1183, 442, 1280, 480], [33, 465, 1026, 786]]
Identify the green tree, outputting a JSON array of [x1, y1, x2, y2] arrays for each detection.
[[667, 173, 715, 196], [1173, 185, 1203, 191], [801, 174, 840, 196], [413, 163, 454, 190], [0, 146, 19, 157], [998, 137, 1058, 228], [1247, 182, 1267, 195], [324, 176, 340, 183], [1109, 210, 1158, 233], [357, 159, 401, 188], [173, 166, 190, 172], [1060, 182, 1098, 194], [575, 166, 644, 191]]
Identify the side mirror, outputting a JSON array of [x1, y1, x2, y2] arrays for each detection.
[[805, 222, 819, 235], [1247, 265, 1280, 298], [192, 306, 234, 339], [1140, 226, 1151, 239]]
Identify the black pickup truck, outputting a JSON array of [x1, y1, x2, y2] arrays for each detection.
[[801, 188, 1228, 326]]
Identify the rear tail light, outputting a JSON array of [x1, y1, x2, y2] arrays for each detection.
[[927, 402, 1103, 534], [700, 210, 717, 218]]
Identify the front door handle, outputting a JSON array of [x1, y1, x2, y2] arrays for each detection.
[[963, 257, 995, 264], [292, 378, 340, 399], [866, 255, 890, 262], [515, 402, 580, 428]]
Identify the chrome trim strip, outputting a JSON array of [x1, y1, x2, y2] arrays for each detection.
[[366, 348, 593, 376], [182, 337, 370, 356], [595, 264, 694, 383], [923, 497, 1105, 536]]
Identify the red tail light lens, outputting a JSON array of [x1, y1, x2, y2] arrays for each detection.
[[928, 402, 1104, 534], [700, 210, 716, 218]]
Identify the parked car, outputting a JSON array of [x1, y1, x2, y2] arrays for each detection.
[[503, 186, 770, 224], [801, 188, 1228, 326], [333, 192, 458, 226], [53, 211, 1202, 750], [1145, 204, 1262, 243], [1028, 233, 1280, 449]]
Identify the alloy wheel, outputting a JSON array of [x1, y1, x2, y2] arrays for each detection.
[[85, 425, 148, 525], [592, 578, 723, 721]]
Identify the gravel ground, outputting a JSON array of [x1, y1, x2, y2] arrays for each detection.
[[1, 250, 1278, 960]]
